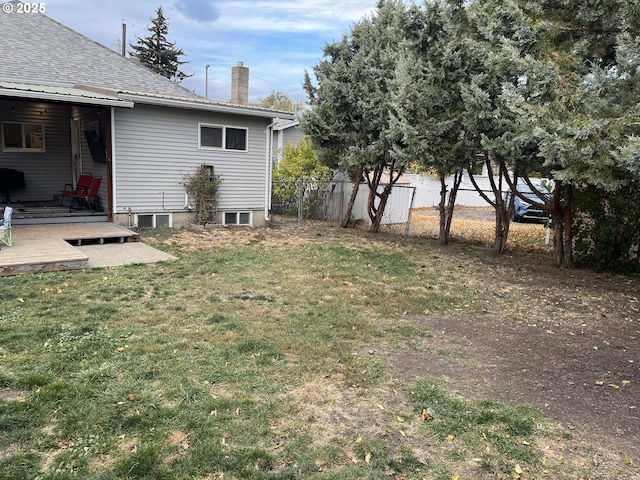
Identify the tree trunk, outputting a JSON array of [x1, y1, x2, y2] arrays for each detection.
[[493, 166, 512, 255], [438, 172, 463, 245], [369, 184, 392, 233], [494, 204, 511, 254], [340, 166, 364, 228], [466, 156, 513, 255], [438, 177, 449, 244], [366, 165, 383, 229], [552, 180, 574, 268]]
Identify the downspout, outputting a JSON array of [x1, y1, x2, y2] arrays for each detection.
[[264, 120, 278, 223]]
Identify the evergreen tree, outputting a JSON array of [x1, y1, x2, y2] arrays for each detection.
[[389, 0, 476, 244], [461, 0, 548, 254], [515, 0, 640, 267], [302, 0, 417, 232], [129, 6, 192, 82]]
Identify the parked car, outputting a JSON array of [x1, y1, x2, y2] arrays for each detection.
[[507, 183, 550, 223]]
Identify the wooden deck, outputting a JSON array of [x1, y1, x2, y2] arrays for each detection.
[[0, 223, 139, 276]]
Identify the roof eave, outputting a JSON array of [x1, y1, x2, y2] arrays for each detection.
[[0, 87, 134, 108], [117, 93, 295, 120]]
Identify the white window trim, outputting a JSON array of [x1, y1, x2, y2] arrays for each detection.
[[198, 122, 248, 152], [135, 213, 173, 228], [1, 121, 46, 152], [222, 211, 252, 226]]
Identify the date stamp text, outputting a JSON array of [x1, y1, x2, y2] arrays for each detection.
[[2, 2, 46, 14]]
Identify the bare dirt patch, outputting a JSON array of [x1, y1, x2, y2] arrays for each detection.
[[0, 387, 24, 402]]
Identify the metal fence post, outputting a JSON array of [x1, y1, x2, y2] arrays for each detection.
[[297, 180, 304, 227], [404, 186, 417, 237]]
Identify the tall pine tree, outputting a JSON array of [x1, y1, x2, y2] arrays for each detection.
[[129, 7, 192, 82]]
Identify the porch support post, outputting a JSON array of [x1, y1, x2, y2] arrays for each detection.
[[105, 107, 114, 222]]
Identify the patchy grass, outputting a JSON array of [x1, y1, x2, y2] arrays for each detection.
[[0, 227, 635, 479]]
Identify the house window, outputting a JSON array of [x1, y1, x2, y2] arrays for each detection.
[[224, 211, 251, 225], [199, 123, 247, 151], [136, 213, 172, 228], [2, 122, 46, 152]]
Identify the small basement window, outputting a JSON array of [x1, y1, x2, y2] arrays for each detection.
[[136, 213, 171, 228], [224, 211, 251, 226], [2, 122, 46, 152], [199, 123, 247, 151]]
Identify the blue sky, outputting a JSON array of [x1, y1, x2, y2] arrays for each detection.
[[46, 0, 377, 104]]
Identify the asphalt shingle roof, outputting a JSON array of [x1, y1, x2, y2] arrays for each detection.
[[0, 0, 202, 99]]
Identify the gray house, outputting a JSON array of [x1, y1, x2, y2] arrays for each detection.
[[273, 119, 306, 160], [0, 1, 294, 228]]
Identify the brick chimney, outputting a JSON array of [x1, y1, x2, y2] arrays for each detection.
[[231, 61, 249, 105]]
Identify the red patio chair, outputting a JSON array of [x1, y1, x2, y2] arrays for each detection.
[[60, 173, 92, 206], [69, 176, 101, 213]]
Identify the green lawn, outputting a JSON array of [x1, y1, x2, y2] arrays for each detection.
[[0, 229, 606, 479]]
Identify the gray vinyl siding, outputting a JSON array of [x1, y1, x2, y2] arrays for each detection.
[[283, 126, 305, 147], [273, 124, 305, 161], [0, 99, 72, 202], [113, 104, 272, 215]]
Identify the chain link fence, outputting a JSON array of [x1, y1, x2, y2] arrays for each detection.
[[271, 180, 551, 251]]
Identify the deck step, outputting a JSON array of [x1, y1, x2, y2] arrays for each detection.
[[0, 223, 141, 276], [65, 233, 140, 246]]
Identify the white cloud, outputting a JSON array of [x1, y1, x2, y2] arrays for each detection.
[[207, 1, 375, 33]]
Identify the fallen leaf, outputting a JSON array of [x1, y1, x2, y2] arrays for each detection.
[[364, 452, 371, 464], [594, 381, 604, 386], [355, 437, 362, 444], [397, 416, 405, 422], [608, 384, 620, 389], [422, 409, 433, 421], [127, 393, 136, 401], [18, 298, 25, 303], [452, 475, 460, 480], [541, 457, 547, 466], [622, 380, 631, 386], [514, 464, 523, 474], [446, 434, 455, 442]]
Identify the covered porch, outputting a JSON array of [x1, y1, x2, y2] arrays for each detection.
[[1, 82, 134, 224]]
